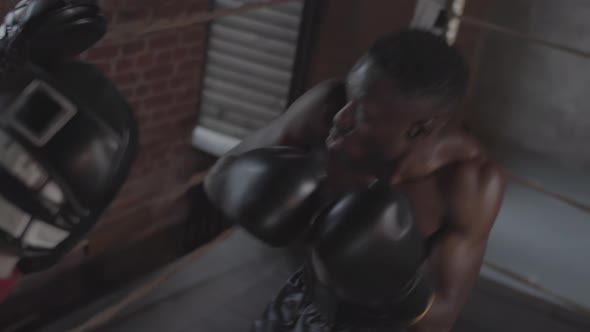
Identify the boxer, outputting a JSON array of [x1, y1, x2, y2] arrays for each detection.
[[204, 29, 505, 332], [0, 0, 136, 301]]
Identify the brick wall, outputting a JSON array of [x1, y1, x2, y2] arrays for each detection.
[[81, 0, 213, 247], [0, 0, 217, 328]]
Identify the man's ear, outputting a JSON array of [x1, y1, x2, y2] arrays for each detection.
[[407, 118, 435, 139]]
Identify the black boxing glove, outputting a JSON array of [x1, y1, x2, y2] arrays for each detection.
[[308, 181, 434, 329], [0, 0, 106, 69], [204, 147, 325, 247]]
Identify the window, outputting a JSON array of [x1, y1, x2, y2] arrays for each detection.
[[192, 0, 306, 156]]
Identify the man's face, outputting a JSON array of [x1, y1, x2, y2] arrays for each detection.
[[326, 59, 452, 176]]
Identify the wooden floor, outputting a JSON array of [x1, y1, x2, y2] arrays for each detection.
[[40, 230, 590, 332]]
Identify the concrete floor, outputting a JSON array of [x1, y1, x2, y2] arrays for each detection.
[[39, 229, 590, 332]]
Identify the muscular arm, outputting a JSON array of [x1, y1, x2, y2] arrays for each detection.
[[222, 79, 344, 155], [410, 161, 505, 332]]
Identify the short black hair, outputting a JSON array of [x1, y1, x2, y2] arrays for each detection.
[[368, 29, 469, 102]]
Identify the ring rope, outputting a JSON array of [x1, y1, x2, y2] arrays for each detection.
[[482, 259, 590, 317], [102, 0, 301, 44], [450, 11, 590, 59], [501, 167, 590, 214]]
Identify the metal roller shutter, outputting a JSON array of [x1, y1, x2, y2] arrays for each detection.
[[192, 0, 304, 156]]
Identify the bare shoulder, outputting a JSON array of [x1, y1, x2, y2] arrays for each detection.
[[446, 155, 506, 240]]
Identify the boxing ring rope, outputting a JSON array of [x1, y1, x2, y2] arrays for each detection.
[[101, 0, 302, 44], [68, 2, 590, 331], [449, 12, 590, 59]]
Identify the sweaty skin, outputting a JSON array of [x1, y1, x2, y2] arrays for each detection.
[[211, 72, 505, 331]]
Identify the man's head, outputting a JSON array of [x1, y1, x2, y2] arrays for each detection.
[[327, 29, 469, 175]]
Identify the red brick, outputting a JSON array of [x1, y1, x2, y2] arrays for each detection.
[[140, 131, 169, 149], [151, 80, 170, 93], [149, 140, 172, 156], [138, 119, 154, 133], [132, 148, 153, 168], [119, 172, 160, 194], [85, 45, 120, 61], [175, 88, 196, 104], [173, 121, 197, 135], [100, 0, 122, 9], [144, 94, 174, 109], [135, 110, 152, 126], [139, 120, 162, 135], [129, 100, 144, 113], [116, 8, 151, 24], [144, 65, 175, 81], [156, 50, 175, 63], [183, 26, 206, 44], [116, 58, 135, 73], [149, 34, 180, 50], [170, 112, 197, 125], [120, 88, 135, 98], [122, 40, 146, 55], [122, 0, 150, 7], [145, 154, 171, 169], [113, 72, 141, 87], [173, 46, 192, 59], [152, 101, 195, 120], [187, 2, 209, 13], [186, 44, 204, 57], [129, 162, 154, 179], [176, 60, 201, 74], [111, 188, 158, 212], [77, 49, 90, 60], [135, 105, 149, 116], [149, 140, 170, 159], [102, 10, 116, 24], [131, 155, 155, 172], [141, 119, 182, 141], [153, 3, 184, 20], [140, 125, 179, 142], [135, 53, 155, 68], [135, 84, 151, 98], [166, 136, 192, 148], [170, 74, 197, 88], [126, 97, 140, 109]]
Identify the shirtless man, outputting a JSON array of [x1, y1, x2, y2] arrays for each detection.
[[204, 29, 505, 332]]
